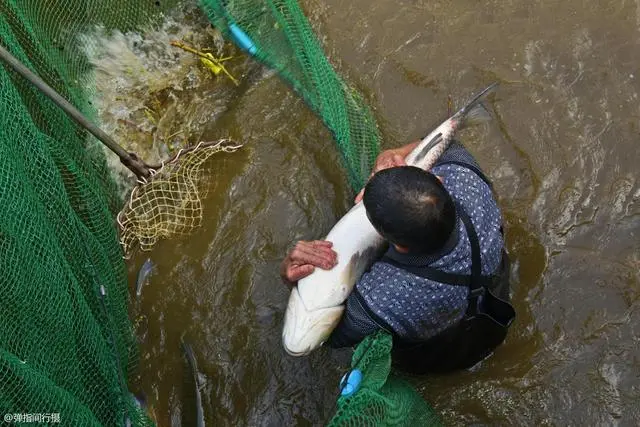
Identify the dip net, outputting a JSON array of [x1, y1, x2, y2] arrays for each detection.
[[117, 139, 242, 255]]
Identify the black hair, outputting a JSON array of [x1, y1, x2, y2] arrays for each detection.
[[363, 166, 456, 254]]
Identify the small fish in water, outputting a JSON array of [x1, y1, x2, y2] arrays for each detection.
[[182, 341, 205, 427], [126, 392, 150, 427], [136, 258, 155, 298], [131, 392, 148, 410]]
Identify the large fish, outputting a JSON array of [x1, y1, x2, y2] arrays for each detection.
[[282, 83, 498, 356]]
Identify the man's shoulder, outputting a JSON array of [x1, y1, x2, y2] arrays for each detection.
[[435, 163, 493, 199], [357, 260, 409, 287]]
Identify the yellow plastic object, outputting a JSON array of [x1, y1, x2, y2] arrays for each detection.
[[170, 40, 239, 85]]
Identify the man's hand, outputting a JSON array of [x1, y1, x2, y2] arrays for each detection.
[[280, 240, 338, 285], [354, 142, 420, 203]]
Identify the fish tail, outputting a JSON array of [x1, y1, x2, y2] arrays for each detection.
[[181, 340, 199, 376], [181, 340, 205, 427], [455, 82, 498, 128]]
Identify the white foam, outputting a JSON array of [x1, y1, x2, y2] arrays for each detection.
[[78, 4, 229, 199]]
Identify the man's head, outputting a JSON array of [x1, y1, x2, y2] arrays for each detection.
[[363, 166, 456, 254]]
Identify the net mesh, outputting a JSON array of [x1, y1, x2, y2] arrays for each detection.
[[0, 1, 180, 425], [118, 140, 242, 255], [328, 332, 442, 427], [200, 0, 381, 191]]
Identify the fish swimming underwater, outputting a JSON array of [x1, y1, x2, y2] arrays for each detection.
[[282, 83, 498, 356], [135, 258, 155, 298], [182, 341, 205, 427]]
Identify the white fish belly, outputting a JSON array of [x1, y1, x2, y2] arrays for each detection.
[[297, 203, 384, 311]]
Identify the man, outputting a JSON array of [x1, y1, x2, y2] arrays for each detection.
[[280, 140, 515, 374]]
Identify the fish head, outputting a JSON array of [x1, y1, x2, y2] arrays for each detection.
[[282, 287, 345, 356]]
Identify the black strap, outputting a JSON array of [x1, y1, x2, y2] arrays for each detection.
[[456, 203, 483, 299], [439, 160, 503, 236]]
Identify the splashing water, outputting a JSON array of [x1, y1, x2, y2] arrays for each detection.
[[79, 4, 239, 198]]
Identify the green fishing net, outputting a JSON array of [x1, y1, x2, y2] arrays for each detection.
[[328, 332, 442, 427], [0, 1, 183, 425], [200, 0, 381, 191]]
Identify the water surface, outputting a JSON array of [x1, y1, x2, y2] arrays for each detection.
[[122, 1, 640, 425]]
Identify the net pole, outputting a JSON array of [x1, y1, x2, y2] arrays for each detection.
[[0, 43, 151, 180]]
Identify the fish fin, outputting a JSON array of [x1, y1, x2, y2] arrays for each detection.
[[181, 341, 197, 372], [456, 82, 498, 128], [462, 101, 492, 126], [413, 132, 442, 164]]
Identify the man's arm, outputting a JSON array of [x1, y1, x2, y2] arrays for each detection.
[[354, 141, 420, 203], [280, 240, 337, 285], [384, 140, 420, 160], [326, 289, 384, 348], [392, 139, 480, 169], [281, 241, 382, 348]]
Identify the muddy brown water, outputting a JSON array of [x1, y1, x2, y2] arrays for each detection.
[[125, 1, 640, 425]]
